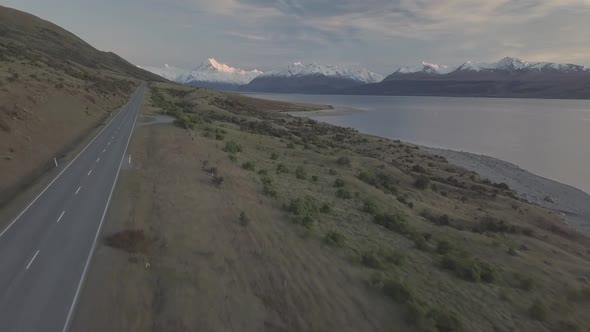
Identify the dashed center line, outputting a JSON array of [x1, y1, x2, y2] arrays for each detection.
[[102, 148, 106, 153], [87, 169, 93, 176], [26, 250, 40, 270], [96, 157, 100, 163], [107, 142, 111, 146], [57, 210, 66, 223], [75, 186, 82, 195]]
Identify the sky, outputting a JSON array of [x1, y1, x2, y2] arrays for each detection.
[[4, 0, 590, 74]]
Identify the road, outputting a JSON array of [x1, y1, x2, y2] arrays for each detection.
[[0, 83, 146, 331]]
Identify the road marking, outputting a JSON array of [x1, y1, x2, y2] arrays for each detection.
[[0, 86, 134, 239], [96, 157, 100, 163], [107, 141, 110, 146], [87, 169, 93, 176], [62, 83, 145, 332], [26, 250, 40, 270], [57, 210, 66, 223], [102, 148, 106, 153], [75, 186, 81, 195]]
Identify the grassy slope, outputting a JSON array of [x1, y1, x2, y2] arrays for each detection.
[[0, 5, 165, 205], [74, 82, 590, 332]]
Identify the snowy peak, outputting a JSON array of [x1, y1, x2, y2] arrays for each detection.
[[175, 58, 263, 85], [261, 62, 383, 83], [395, 62, 454, 75]]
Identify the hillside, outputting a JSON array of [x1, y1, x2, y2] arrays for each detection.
[[0, 5, 165, 206], [72, 83, 590, 332]]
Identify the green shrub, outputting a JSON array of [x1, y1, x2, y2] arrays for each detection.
[[441, 254, 495, 283], [311, 175, 319, 182], [428, 308, 464, 332], [414, 175, 430, 190], [382, 279, 412, 304], [276, 163, 289, 174], [258, 169, 268, 176], [228, 154, 237, 162], [333, 178, 345, 187], [215, 133, 224, 140], [328, 168, 337, 175], [287, 196, 318, 227], [270, 152, 279, 160], [373, 213, 410, 235], [239, 211, 250, 226], [336, 156, 351, 166], [361, 251, 384, 269], [529, 299, 548, 321], [223, 141, 242, 153], [295, 166, 307, 179], [320, 203, 331, 214], [436, 240, 453, 254], [335, 188, 352, 199], [242, 162, 255, 171], [324, 231, 345, 247], [362, 199, 379, 214], [287, 142, 295, 149]]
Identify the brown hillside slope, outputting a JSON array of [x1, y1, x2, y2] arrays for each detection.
[[0, 5, 164, 206]]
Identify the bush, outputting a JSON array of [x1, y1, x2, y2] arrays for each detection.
[[261, 177, 277, 197], [361, 251, 384, 269], [239, 212, 250, 226], [320, 203, 331, 214], [362, 199, 379, 215], [436, 240, 453, 254], [337, 156, 351, 166], [228, 154, 237, 162], [212, 176, 224, 187], [311, 175, 319, 182], [276, 163, 289, 174], [421, 210, 451, 226], [328, 168, 337, 175], [441, 254, 495, 283], [382, 279, 412, 304], [333, 178, 345, 188], [258, 169, 268, 176], [242, 162, 255, 171], [529, 299, 548, 321], [270, 152, 279, 160], [324, 231, 345, 246], [428, 308, 464, 332], [335, 188, 352, 199], [414, 175, 430, 190], [287, 196, 318, 227], [373, 213, 410, 235], [215, 133, 224, 140], [295, 166, 307, 179], [223, 141, 242, 153], [287, 142, 295, 149]]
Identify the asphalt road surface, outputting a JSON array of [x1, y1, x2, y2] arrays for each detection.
[[0, 83, 145, 332]]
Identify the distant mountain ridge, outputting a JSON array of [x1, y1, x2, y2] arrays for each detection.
[[243, 62, 383, 93]]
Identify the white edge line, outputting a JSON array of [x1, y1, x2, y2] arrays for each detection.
[[25, 250, 40, 270], [0, 87, 138, 239], [96, 158, 100, 163], [87, 170, 92, 176], [75, 186, 81, 195], [61, 83, 144, 332], [57, 210, 66, 223]]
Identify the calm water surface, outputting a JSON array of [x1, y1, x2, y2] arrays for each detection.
[[246, 93, 590, 194]]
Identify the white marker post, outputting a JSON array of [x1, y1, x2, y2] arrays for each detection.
[[54, 158, 58, 168]]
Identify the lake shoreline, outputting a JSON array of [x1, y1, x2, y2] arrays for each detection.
[[286, 105, 590, 236], [422, 148, 590, 235]]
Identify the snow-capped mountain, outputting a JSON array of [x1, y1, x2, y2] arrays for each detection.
[[175, 58, 263, 89], [139, 64, 186, 81], [260, 62, 383, 84], [346, 57, 590, 99], [394, 62, 455, 75], [244, 62, 383, 93], [386, 57, 590, 81]]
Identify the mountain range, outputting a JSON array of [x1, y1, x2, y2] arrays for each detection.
[[143, 57, 590, 99]]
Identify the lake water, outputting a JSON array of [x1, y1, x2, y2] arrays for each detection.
[[246, 93, 590, 194]]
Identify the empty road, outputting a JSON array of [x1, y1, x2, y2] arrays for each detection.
[[0, 83, 145, 331]]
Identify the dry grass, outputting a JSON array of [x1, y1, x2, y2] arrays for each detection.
[[72, 83, 590, 332]]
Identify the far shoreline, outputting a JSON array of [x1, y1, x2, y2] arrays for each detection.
[[286, 106, 367, 117]]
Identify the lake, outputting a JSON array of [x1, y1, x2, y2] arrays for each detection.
[[246, 93, 590, 194]]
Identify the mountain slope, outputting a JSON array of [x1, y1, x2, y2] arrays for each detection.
[[175, 58, 262, 90], [0, 5, 164, 205], [244, 62, 383, 93], [139, 64, 185, 81]]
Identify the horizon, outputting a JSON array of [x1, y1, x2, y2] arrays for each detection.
[[3, 1, 590, 74]]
